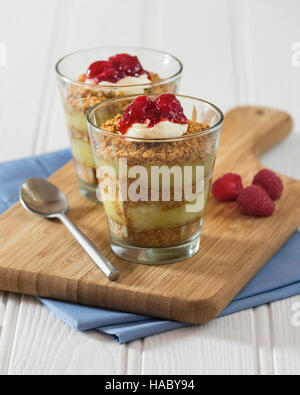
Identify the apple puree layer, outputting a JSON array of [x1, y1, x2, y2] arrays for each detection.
[[102, 182, 210, 233], [66, 109, 88, 135], [65, 108, 97, 185], [70, 138, 95, 168]]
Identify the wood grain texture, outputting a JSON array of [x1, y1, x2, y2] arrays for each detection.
[[0, 106, 299, 325]]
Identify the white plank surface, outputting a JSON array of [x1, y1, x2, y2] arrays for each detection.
[[0, 293, 22, 374], [6, 296, 127, 375], [271, 296, 300, 375], [154, 0, 237, 112], [0, 0, 58, 161], [253, 305, 274, 375], [0, 0, 299, 375], [245, 0, 300, 131], [142, 311, 257, 375]]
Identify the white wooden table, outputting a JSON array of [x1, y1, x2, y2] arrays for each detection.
[[0, 0, 299, 375]]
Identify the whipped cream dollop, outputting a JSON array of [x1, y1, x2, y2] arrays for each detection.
[[124, 120, 188, 139], [85, 73, 151, 95]]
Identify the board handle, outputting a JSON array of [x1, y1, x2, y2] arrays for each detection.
[[217, 106, 293, 171]]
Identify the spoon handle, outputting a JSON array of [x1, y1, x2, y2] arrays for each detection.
[[57, 213, 120, 281]]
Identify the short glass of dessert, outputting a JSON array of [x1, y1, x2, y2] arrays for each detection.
[[56, 47, 183, 202], [87, 94, 223, 264]]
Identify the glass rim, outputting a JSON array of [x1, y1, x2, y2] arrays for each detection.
[[55, 46, 183, 89], [86, 94, 224, 143]]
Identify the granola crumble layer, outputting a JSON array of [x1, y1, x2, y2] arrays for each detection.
[[92, 115, 214, 166], [66, 72, 162, 113], [73, 159, 97, 185], [108, 217, 202, 248]]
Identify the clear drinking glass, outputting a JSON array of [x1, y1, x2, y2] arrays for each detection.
[[56, 47, 183, 202], [87, 94, 223, 264]]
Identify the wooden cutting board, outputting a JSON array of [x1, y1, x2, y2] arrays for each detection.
[[1, 106, 300, 324]]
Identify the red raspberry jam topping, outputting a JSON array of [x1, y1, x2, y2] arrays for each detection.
[[85, 54, 151, 84], [155, 94, 188, 124], [86, 60, 119, 83], [118, 94, 188, 135], [109, 54, 151, 80]]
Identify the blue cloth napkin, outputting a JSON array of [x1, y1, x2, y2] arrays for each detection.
[[1, 149, 300, 344]]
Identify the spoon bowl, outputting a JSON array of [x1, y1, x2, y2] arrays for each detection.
[[20, 178, 68, 217]]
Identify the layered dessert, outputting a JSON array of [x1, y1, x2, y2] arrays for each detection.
[[89, 94, 221, 255], [57, 49, 182, 201]]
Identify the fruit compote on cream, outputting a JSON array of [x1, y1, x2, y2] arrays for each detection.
[[84, 54, 152, 94], [91, 94, 217, 248]]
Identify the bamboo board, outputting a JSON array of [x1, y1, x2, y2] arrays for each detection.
[[0, 106, 299, 324]]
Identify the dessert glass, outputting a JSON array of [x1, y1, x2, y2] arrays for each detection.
[[56, 47, 183, 202], [87, 95, 223, 264]]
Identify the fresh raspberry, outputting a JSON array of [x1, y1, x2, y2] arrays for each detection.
[[237, 185, 275, 217], [252, 169, 283, 200], [212, 173, 243, 202]]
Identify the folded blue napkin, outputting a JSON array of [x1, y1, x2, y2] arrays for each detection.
[[1, 149, 300, 344]]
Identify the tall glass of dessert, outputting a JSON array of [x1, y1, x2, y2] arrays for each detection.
[[87, 94, 224, 264], [56, 47, 183, 202]]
